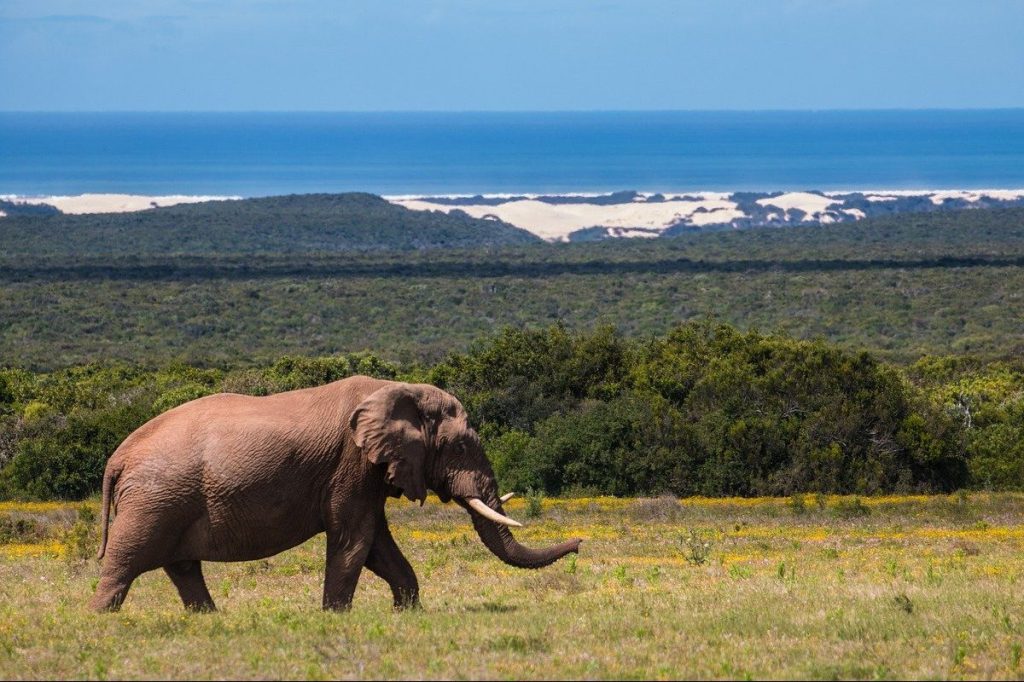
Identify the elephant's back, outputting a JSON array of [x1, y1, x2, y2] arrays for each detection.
[[113, 392, 261, 458], [110, 390, 340, 547]]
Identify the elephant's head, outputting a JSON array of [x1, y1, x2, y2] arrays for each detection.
[[350, 381, 581, 569]]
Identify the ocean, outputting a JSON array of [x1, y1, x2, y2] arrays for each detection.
[[1, 110, 1023, 196]]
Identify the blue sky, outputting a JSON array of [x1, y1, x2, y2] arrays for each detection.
[[1, 0, 1022, 111]]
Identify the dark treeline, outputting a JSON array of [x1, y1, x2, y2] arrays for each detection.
[[6, 254, 1024, 283], [5, 204, 1024, 266], [2, 323, 1021, 501]]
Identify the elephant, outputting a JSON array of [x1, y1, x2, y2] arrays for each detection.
[[89, 376, 581, 612]]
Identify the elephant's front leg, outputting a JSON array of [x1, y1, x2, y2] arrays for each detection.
[[323, 521, 376, 611], [363, 518, 420, 609]]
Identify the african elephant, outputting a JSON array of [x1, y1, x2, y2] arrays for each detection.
[[89, 376, 580, 612]]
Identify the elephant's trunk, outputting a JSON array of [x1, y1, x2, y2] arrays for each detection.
[[458, 492, 581, 569]]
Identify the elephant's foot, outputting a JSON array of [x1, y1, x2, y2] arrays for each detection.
[[392, 587, 420, 611], [90, 573, 134, 612], [164, 560, 217, 613], [322, 597, 355, 612], [393, 598, 421, 611]]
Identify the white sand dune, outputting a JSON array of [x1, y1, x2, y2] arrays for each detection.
[[393, 189, 1024, 241], [855, 189, 1024, 204], [0, 193, 239, 215], [393, 195, 744, 242], [756, 191, 840, 215], [927, 189, 1024, 205]]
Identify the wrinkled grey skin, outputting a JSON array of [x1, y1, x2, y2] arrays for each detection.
[[90, 376, 580, 612]]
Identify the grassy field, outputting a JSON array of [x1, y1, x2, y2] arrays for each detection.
[[3, 494, 1024, 679]]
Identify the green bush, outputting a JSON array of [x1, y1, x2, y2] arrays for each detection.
[[4, 399, 152, 499], [0, 321, 1005, 501], [966, 418, 1024, 490]]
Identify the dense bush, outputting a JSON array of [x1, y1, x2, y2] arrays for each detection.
[[2, 323, 1020, 501], [444, 323, 969, 496], [0, 353, 398, 499]]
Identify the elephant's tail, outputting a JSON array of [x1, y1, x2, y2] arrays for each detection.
[[96, 460, 122, 560]]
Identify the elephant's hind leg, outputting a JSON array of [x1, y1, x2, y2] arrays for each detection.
[[90, 567, 137, 612], [164, 560, 216, 612], [90, 504, 194, 612], [90, 520, 145, 612]]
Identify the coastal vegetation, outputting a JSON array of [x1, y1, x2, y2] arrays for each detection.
[[3, 204, 1024, 502], [0, 193, 539, 257], [2, 322, 1023, 501], [2, 205, 1024, 369]]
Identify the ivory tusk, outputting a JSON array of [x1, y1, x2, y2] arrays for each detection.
[[467, 498, 523, 528], [499, 492, 516, 503]]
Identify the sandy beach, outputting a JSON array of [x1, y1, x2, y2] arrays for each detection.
[[0, 193, 240, 215]]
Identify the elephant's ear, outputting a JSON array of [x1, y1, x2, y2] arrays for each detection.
[[349, 383, 428, 503]]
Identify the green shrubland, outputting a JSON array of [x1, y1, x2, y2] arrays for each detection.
[[3, 206, 1024, 369], [0, 193, 539, 257], [3, 206, 1024, 499], [3, 322, 1023, 501]]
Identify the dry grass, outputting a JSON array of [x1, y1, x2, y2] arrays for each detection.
[[2, 493, 1024, 679]]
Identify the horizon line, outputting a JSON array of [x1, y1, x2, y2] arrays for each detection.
[[2, 107, 1024, 115]]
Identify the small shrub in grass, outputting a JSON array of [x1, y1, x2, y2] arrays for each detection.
[[525, 488, 544, 518], [728, 564, 752, 579], [0, 514, 44, 543], [953, 638, 968, 666], [789, 493, 807, 515], [947, 490, 975, 520], [611, 564, 631, 586], [952, 540, 980, 557], [61, 505, 97, 564], [832, 497, 871, 518], [893, 593, 914, 614], [956, 489, 970, 508], [486, 635, 549, 653], [681, 528, 713, 566], [631, 494, 680, 521]]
